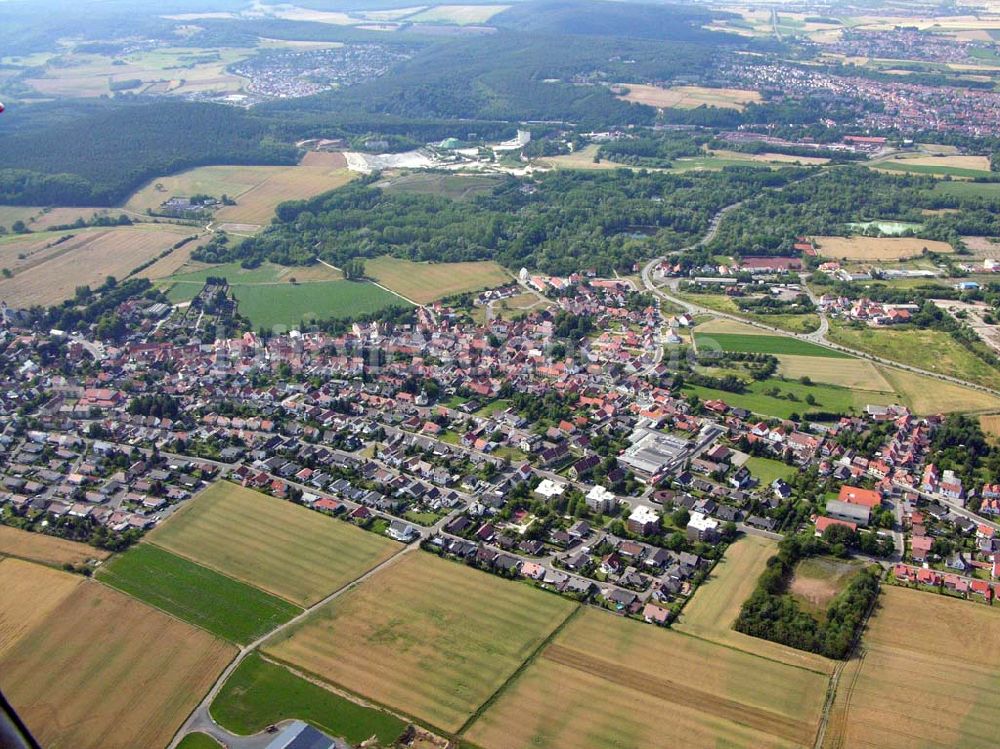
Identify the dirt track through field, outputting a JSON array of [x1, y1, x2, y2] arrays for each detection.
[[543, 644, 814, 746]]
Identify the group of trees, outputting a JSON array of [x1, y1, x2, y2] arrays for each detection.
[[704, 166, 1000, 257], [195, 167, 799, 276], [734, 533, 881, 659], [0, 101, 298, 205]]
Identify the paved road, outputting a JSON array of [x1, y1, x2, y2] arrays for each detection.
[[167, 542, 422, 749], [640, 222, 1000, 400]]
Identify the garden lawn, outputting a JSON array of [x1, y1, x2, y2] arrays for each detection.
[[745, 456, 797, 485]]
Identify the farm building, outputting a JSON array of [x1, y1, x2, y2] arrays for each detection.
[[265, 721, 341, 749]]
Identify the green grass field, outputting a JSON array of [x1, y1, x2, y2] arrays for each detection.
[[745, 456, 797, 485], [98, 543, 301, 644], [364, 256, 509, 304], [176, 733, 222, 749], [695, 332, 849, 358], [160, 259, 406, 327], [232, 280, 405, 329], [827, 322, 1000, 389], [211, 653, 406, 745], [934, 181, 1000, 199], [875, 162, 994, 178], [265, 552, 578, 732], [685, 377, 893, 419], [379, 172, 503, 201], [149, 482, 400, 607]]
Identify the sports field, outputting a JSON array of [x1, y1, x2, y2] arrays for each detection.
[[0, 574, 235, 749], [98, 543, 301, 644], [0, 525, 109, 567], [813, 235, 954, 261], [615, 83, 761, 110], [824, 586, 1000, 749], [0, 224, 196, 307], [828, 323, 1000, 390], [232, 279, 405, 329], [789, 557, 866, 620], [365, 256, 510, 303], [149, 481, 400, 606], [695, 332, 849, 357], [264, 553, 578, 732], [466, 607, 831, 749], [211, 653, 407, 745], [0, 559, 82, 657], [675, 536, 836, 673]]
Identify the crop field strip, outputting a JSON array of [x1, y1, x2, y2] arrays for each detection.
[[543, 644, 811, 745], [0, 567, 236, 749], [0, 225, 196, 307], [264, 552, 578, 732], [0, 525, 110, 567], [466, 607, 830, 749], [0, 559, 82, 657], [98, 543, 302, 644], [824, 586, 1000, 749], [148, 481, 400, 606], [694, 332, 850, 357]]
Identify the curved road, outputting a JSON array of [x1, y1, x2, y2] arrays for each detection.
[[640, 202, 1000, 400]]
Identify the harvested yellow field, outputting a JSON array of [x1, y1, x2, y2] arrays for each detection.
[[365, 256, 510, 303], [408, 4, 509, 24], [778, 354, 895, 392], [1, 579, 235, 749], [980, 413, 1000, 441], [0, 526, 110, 567], [884, 154, 991, 171], [824, 586, 1000, 749], [709, 148, 830, 165], [676, 535, 836, 674], [24, 47, 251, 98], [135, 237, 210, 281], [962, 235, 1000, 258], [467, 608, 831, 749], [0, 559, 81, 657], [265, 553, 577, 732], [879, 366, 1000, 414], [694, 317, 777, 335], [0, 225, 196, 307], [149, 481, 399, 606], [269, 6, 358, 24], [127, 162, 355, 230], [813, 235, 953, 261], [615, 84, 761, 110], [536, 143, 629, 170]]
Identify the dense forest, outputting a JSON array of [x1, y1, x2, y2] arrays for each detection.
[[194, 166, 800, 274], [734, 533, 881, 660], [705, 167, 1000, 256], [0, 102, 298, 205]]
